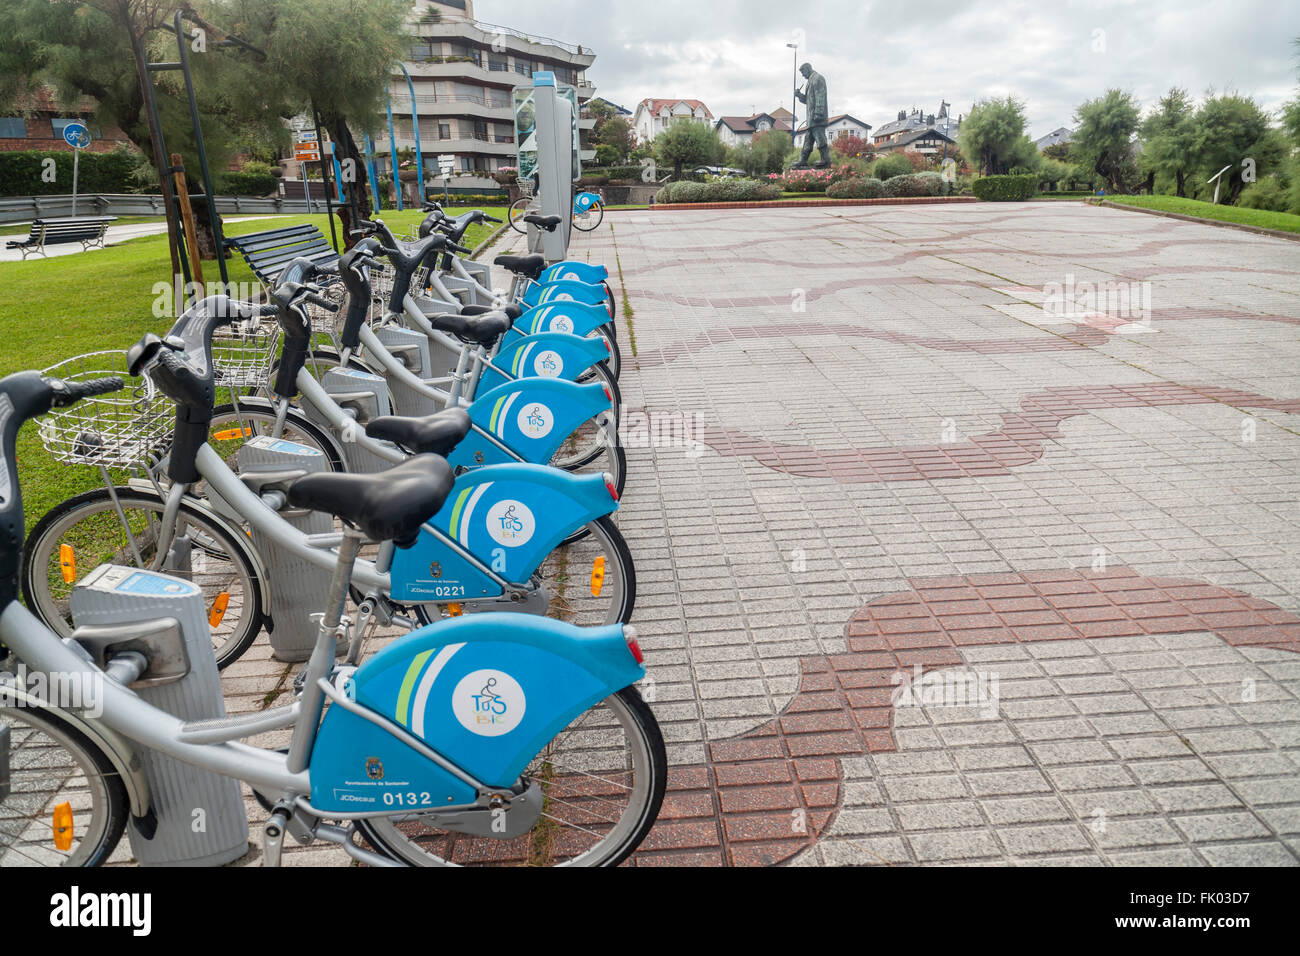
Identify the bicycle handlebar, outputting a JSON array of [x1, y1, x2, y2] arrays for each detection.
[[50, 376, 125, 407]]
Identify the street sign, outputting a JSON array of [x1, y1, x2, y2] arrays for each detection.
[[297, 129, 318, 142], [62, 122, 91, 150], [294, 142, 320, 161], [437, 152, 455, 175]]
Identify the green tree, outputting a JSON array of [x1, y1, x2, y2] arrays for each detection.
[[594, 116, 636, 165], [958, 95, 1037, 175], [1193, 92, 1286, 204], [1071, 89, 1142, 194], [1139, 88, 1201, 197], [750, 128, 794, 174], [654, 118, 724, 178]]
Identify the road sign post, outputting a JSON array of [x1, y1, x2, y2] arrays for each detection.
[[62, 122, 91, 216], [294, 126, 321, 212], [438, 153, 455, 205]]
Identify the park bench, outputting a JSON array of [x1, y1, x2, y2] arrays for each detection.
[[5, 216, 117, 259], [224, 223, 340, 286]]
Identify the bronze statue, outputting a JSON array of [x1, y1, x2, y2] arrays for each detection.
[[793, 63, 830, 168]]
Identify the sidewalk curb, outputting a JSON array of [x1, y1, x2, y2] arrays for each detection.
[[1090, 198, 1300, 243], [645, 196, 980, 212]]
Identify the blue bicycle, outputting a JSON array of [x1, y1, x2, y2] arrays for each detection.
[[508, 190, 604, 234]]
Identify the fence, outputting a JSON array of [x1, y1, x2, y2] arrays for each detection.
[[0, 193, 344, 225]]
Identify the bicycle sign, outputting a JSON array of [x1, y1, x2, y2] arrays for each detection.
[[62, 122, 91, 150]]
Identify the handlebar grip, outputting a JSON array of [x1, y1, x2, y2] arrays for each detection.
[[448, 242, 472, 254], [258, 303, 280, 317], [484, 215, 503, 223], [305, 293, 339, 313], [51, 376, 125, 407]]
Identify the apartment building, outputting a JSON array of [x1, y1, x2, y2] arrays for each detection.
[[382, 0, 597, 192]]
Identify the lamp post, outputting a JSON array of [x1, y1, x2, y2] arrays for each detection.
[[786, 42, 798, 148]]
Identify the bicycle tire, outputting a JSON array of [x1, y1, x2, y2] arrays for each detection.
[[21, 489, 267, 670], [0, 702, 129, 866], [508, 198, 533, 235], [357, 684, 664, 867], [208, 399, 346, 474], [572, 199, 604, 232]]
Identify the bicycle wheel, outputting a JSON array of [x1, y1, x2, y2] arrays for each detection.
[[576, 326, 622, 383], [207, 399, 346, 474], [0, 703, 128, 866], [572, 199, 604, 232], [508, 198, 533, 234], [21, 490, 266, 669], [357, 685, 665, 866]]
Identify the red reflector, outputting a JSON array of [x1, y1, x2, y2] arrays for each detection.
[[605, 477, 619, 501], [624, 627, 644, 664], [601, 383, 612, 402]]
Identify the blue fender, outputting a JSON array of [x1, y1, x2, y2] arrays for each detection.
[[539, 261, 608, 284], [478, 331, 610, 393], [390, 463, 618, 602], [503, 301, 612, 349], [448, 378, 611, 468], [310, 613, 644, 806], [521, 278, 609, 309]]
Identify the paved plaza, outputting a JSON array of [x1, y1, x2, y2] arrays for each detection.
[[196, 200, 1299, 866]]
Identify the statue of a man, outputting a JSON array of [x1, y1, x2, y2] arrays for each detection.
[[794, 62, 830, 168]]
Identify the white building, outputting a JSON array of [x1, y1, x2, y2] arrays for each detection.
[[794, 113, 872, 150], [632, 98, 714, 145]]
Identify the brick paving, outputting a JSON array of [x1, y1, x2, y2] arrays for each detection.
[[112, 200, 1298, 866]]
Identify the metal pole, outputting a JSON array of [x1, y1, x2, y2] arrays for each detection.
[[385, 91, 402, 211], [399, 63, 425, 206], [363, 133, 382, 211], [71, 148, 79, 217], [130, 26, 184, 288], [175, 11, 227, 286], [313, 102, 339, 252], [788, 44, 798, 148]]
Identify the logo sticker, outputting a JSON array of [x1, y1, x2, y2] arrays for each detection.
[[562, 271, 580, 281], [452, 670, 526, 737], [486, 499, 535, 547], [533, 350, 563, 377], [365, 757, 384, 780], [550, 316, 574, 334], [517, 402, 553, 439]]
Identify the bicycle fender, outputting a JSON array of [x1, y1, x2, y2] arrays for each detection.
[[477, 331, 609, 393], [504, 302, 612, 348], [539, 261, 609, 284], [0, 682, 153, 822], [311, 613, 643, 801], [520, 278, 609, 308], [449, 378, 612, 468], [390, 464, 617, 601]]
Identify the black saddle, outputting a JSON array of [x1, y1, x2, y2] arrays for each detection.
[[426, 310, 511, 347], [286, 454, 452, 547], [493, 253, 546, 279], [523, 215, 562, 232], [365, 408, 471, 457], [461, 302, 523, 320]]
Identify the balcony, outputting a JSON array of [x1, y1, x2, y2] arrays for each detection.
[[406, 16, 596, 66]]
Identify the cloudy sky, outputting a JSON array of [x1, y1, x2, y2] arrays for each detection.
[[488, 0, 1300, 137]]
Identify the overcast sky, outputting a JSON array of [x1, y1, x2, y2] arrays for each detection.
[[487, 0, 1300, 137]]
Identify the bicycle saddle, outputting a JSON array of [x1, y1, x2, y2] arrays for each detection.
[[426, 310, 512, 347], [523, 215, 562, 232], [460, 302, 524, 320], [493, 253, 546, 279], [286, 454, 453, 547], [364, 408, 472, 457]]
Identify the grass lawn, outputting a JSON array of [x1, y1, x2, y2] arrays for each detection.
[[1100, 195, 1300, 234], [1, 207, 503, 533]]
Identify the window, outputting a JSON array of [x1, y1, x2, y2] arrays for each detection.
[[488, 56, 508, 72], [51, 118, 84, 138], [514, 59, 531, 77], [439, 123, 451, 139], [0, 117, 26, 138]]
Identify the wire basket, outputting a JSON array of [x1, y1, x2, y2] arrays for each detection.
[[38, 351, 172, 468], [213, 318, 278, 389], [304, 281, 347, 336], [516, 177, 535, 198]]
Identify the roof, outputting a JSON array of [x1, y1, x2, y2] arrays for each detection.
[[716, 113, 792, 134], [636, 98, 714, 119], [1035, 127, 1073, 150], [826, 114, 872, 129], [873, 108, 960, 140], [878, 127, 957, 150], [590, 97, 633, 116]]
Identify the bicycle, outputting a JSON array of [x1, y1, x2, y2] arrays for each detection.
[[508, 191, 605, 235], [1, 368, 666, 867]]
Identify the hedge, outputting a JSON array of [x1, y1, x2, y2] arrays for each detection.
[[971, 174, 1037, 201], [653, 179, 782, 204], [217, 171, 278, 196], [882, 171, 949, 198], [826, 176, 885, 199], [0, 148, 138, 197], [584, 165, 646, 182]]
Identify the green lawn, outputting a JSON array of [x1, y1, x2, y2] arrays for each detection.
[[1100, 195, 1300, 234], [1, 207, 503, 532]]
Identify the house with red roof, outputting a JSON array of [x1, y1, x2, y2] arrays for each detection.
[[632, 98, 714, 144]]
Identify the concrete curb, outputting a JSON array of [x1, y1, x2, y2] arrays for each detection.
[[645, 196, 980, 212], [1090, 198, 1300, 243], [469, 220, 510, 260]]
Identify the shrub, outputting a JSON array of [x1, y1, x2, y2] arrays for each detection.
[[585, 165, 646, 183], [826, 176, 885, 199], [218, 170, 278, 196], [654, 178, 781, 203], [971, 174, 1037, 201], [0, 146, 140, 196], [780, 167, 834, 192], [881, 171, 949, 198], [871, 152, 914, 181], [1238, 177, 1290, 212]]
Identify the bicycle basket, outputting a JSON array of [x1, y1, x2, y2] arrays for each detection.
[[212, 318, 278, 389], [304, 281, 347, 336], [38, 351, 171, 468]]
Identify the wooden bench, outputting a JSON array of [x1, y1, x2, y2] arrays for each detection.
[[5, 217, 117, 259], [224, 223, 340, 286]]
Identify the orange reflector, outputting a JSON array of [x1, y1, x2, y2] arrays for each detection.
[[53, 802, 73, 851], [59, 544, 76, 584], [447, 603, 463, 617], [209, 591, 230, 628], [590, 556, 606, 597], [212, 427, 253, 441]]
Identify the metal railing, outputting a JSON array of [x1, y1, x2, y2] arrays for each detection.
[[0, 193, 344, 225]]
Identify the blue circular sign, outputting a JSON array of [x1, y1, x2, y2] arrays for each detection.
[[62, 122, 91, 149]]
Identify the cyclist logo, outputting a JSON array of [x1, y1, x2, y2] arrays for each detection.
[[486, 499, 535, 547], [517, 402, 554, 439], [550, 316, 574, 335], [533, 350, 563, 378], [365, 757, 384, 781], [452, 669, 526, 737]]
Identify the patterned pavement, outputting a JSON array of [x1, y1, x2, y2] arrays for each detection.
[[151, 200, 1298, 867], [576, 201, 1300, 865]]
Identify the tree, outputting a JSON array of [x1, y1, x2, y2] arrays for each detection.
[[1139, 88, 1200, 197], [654, 119, 724, 178], [594, 116, 636, 165], [1071, 89, 1142, 193], [1193, 92, 1287, 205], [958, 95, 1037, 175], [750, 128, 793, 174], [831, 131, 872, 160]]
